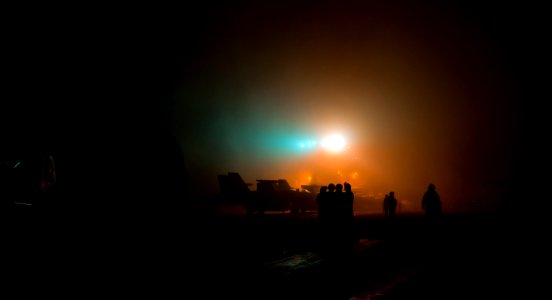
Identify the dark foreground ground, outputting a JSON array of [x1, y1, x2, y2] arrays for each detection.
[[179, 211, 543, 300], [3, 207, 545, 299]]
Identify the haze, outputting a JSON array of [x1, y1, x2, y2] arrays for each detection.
[[169, 1, 525, 213], [5, 1, 542, 215]]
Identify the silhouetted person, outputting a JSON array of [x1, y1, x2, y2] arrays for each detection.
[[316, 185, 329, 227], [383, 194, 390, 217], [327, 183, 336, 193], [316, 185, 330, 254], [343, 182, 354, 220], [333, 183, 344, 227], [326, 183, 337, 225], [386, 191, 398, 219], [334, 183, 346, 233], [326, 183, 337, 229], [321, 183, 337, 255], [422, 183, 442, 219], [343, 182, 356, 242]]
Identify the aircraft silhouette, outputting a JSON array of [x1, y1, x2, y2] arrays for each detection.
[[217, 172, 317, 214]]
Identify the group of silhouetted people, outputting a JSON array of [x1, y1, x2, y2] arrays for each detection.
[[315, 182, 442, 255], [316, 182, 355, 256]]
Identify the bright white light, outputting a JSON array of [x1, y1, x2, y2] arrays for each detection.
[[321, 134, 346, 152]]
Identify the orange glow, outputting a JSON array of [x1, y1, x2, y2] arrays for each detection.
[[171, 1, 528, 215]]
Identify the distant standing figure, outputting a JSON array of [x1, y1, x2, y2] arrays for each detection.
[[383, 194, 390, 216], [387, 191, 398, 219], [422, 183, 442, 218]]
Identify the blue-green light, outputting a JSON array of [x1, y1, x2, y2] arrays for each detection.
[[298, 140, 318, 151]]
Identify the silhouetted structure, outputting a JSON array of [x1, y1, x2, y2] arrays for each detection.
[[217, 173, 317, 214], [217, 172, 252, 204]]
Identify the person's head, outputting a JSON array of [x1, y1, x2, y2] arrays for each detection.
[[344, 182, 352, 192], [390, 191, 395, 198], [428, 183, 436, 191], [328, 183, 336, 192], [335, 183, 343, 192], [319, 186, 328, 193]]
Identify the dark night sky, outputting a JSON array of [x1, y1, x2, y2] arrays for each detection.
[[4, 1, 548, 213]]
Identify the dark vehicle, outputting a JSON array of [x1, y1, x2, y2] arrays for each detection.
[[217, 172, 317, 214], [300, 184, 323, 194]]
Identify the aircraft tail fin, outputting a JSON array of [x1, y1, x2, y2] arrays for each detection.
[[217, 172, 250, 195]]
